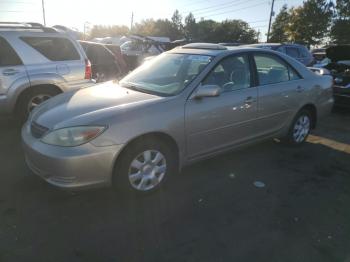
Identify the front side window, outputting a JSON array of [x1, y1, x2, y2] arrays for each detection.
[[0, 37, 22, 66], [202, 55, 251, 92], [254, 54, 290, 85], [21, 37, 80, 61], [120, 53, 212, 96]]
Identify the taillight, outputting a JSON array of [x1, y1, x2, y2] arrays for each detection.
[[85, 59, 92, 79]]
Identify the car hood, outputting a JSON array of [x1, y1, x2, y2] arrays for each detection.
[[326, 45, 350, 62], [31, 81, 162, 129]]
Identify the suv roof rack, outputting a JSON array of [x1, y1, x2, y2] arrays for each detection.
[[0, 22, 57, 33], [181, 43, 228, 50]]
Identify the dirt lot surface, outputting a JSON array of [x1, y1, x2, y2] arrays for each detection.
[[0, 109, 350, 262]]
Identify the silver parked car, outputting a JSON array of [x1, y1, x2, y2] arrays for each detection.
[[0, 22, 93, 120], [22, 43, 334, 193]]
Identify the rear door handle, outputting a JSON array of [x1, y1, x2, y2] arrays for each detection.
[[3, 69, 19, 76], [296, 86, 305, 92]]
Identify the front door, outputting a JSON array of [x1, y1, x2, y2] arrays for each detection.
[[185, 54, 258, 159]]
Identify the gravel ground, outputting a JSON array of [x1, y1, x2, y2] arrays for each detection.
[[0, 109, 349, 262]]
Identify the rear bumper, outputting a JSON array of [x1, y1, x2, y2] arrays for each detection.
[[22, 123, 123, 190], [317, 96, 334, 120], [334, 93, 350, 108], [333, 85, 350, 108]]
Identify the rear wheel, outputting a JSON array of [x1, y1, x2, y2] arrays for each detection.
[[15, 86, 60, 122], [113, 138, 176, 195], [283, 109, 312, 145]]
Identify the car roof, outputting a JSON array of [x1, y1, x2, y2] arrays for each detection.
[[168, 44, 272, 56]]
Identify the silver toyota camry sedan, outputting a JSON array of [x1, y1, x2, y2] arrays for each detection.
[[22, 43, 334, 194]]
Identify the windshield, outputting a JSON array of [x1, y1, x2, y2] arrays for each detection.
[[120, 53, 212, 96]]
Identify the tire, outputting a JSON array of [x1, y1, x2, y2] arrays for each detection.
[[113, 138, 177, 195], [283, 109, 312, 146], [15, 86, 60, 123]]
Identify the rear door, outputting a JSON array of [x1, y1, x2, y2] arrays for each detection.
[[0, 36, 29, 98], [185, 54, 258, 159], [20, 36, 85, 84], [253, 52, 304, 136]]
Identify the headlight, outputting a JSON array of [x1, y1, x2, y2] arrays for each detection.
[[41, 126, 106, 147]]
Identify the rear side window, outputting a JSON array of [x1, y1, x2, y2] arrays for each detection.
[[286, 47, 300, 58], [254, 54, 289, 85], [254, 54, 302, 85], [299, 47, 310, 58], [0, 37, 22, 66], [21, 37, 80, 61]]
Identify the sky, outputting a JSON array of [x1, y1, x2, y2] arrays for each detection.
[[0, 0, 304, 41]]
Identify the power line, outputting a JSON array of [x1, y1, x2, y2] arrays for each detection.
[[186, 0, 245, 14], [196, 0, 268, 17], [196, 1, 269, 19]]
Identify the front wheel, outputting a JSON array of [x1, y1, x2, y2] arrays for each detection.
[[113, 139, 176, 194], [283, 110, 312, 145]]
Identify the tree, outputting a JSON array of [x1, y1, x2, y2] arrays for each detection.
[[89, 25, 129, 39], [184, 13, 197, 40], [214, 20, 258, 43], [286, 0, 333, 46], [331, 0, 350, 44], [269, 5, 290, 43], [133, 18, 182, 40]]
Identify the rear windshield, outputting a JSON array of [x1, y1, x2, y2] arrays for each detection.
[[21, 37, 80, 61]]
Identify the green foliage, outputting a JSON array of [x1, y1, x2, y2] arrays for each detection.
[[331, 20, 350, 44], [286, 0, 333, 45], [335, 0, 350, 17], [89, 25, 129, 39], [331, 0, 350, 44], [269, 5, 290, 43]]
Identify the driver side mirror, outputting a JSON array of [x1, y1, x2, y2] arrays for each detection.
[[192, 84, 221, 99]]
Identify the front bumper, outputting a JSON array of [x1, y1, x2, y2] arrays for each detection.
[[22, 123, 124, 190]]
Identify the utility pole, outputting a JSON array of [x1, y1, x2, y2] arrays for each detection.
[[266, 0, 275, 43], [42, 0, 46, 26], [130, 12, 134, 32]]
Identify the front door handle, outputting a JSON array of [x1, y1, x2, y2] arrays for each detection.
[[243, 96, 256, 109], [244, 96, 256, 104], [3, 69, 19, 76], [296, 86, 305, 92]]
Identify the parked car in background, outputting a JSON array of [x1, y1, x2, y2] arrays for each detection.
[[120, 35, 170, 70], [22, 43, 333, 193], [104, 44, 129, 76], [311, 47, 327, 63], [218, 42, 242, 47], [0, 22, 93, 121], [323, 45, 350, 108], [246, 43, 314, 66], [79, 41, 122, 82]]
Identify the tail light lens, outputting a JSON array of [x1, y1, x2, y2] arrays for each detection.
[[85, 59, 92, 79]]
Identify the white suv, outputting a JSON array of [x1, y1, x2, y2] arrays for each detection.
[[0, 22, 94, 121]]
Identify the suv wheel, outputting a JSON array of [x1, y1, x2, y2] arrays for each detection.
[[15, 86, 60, 122], [284, 109, 312, 145], [113, 139, 176, 195]]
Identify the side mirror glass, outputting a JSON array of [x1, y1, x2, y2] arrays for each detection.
[[192, 84, 221, 99]]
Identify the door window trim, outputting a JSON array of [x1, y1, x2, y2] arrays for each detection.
[[0, 36, 23, 66], [251, 51, 303, 86], [200, 52, 254, 91]]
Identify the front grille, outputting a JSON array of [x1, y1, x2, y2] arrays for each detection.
[[31, 121, 49, 139]]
